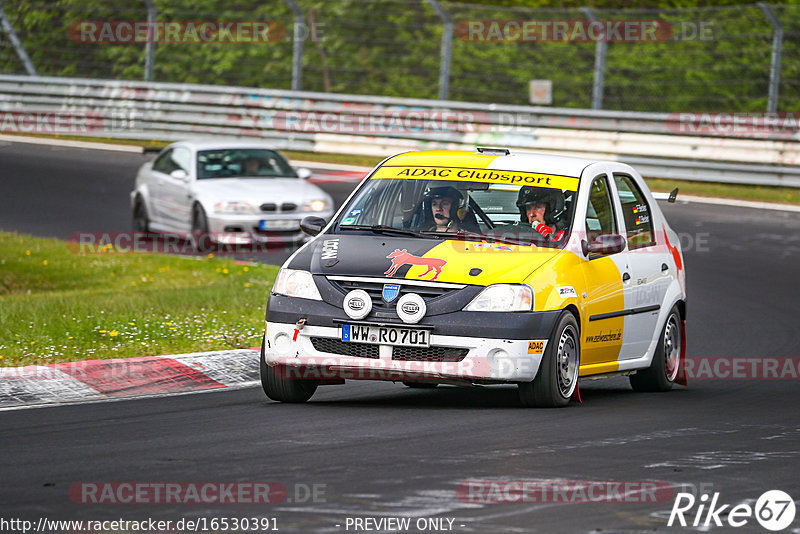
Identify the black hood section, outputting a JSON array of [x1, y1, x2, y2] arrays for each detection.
[[288, 233, 444, 279]]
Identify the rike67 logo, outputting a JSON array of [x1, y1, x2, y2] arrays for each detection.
[[668, 490, 796, 531]]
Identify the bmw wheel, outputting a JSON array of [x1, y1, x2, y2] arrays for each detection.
[[132, 197, 150, 233]]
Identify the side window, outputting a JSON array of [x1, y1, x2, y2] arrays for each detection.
[[152, 148, 190, 175], [614, 173, 655, 249], [152, 149, 174, 174], [171, 147, 191, 174], [585, 175, 617, 243]]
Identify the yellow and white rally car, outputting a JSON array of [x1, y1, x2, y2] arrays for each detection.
[[261, 148, 687, 407]]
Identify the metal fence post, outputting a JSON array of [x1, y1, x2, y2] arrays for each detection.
[[425, 0, 453, 100], [143, 0, 156, 82], [283, 0, 304, 91], [581, 7, 605, 110], [0, 0, 37, 76], [758, 3, 783, 113]]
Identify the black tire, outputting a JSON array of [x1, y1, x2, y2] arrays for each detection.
[[192, 203, 209, 233], [260, 339, 318, 403], [630, 306, 681, 392], [402, 381, 438, 389], [132, 197, 150, 233], [518, 311, 580, 408], [191, 204, 214, 252]]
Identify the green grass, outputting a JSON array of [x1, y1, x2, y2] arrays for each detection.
[[646, 178, 798, 205], [5, 132, 799, 205], [0, 232, 278, 367]]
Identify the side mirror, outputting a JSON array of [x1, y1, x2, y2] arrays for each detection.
[[582, 234, 627, 257], [296, 167, 312, 180], [170, 169, 189, 181], [300, 216, 326, 236]]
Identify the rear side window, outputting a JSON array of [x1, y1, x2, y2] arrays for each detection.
[[614, 173, 655, 249], [585, 175, 617, 243]]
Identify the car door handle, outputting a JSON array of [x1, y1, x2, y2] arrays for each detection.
[[661, 263, 669, 272], [622, 272, 631, 282]]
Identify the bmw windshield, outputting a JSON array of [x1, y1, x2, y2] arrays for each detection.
[[334, 172, 578, 248], [197, 148, 297, 179]]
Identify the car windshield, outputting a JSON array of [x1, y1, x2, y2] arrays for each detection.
[[335, 172, 579, 248], [196, 148, 297, 179]]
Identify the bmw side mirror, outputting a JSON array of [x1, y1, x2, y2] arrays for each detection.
[[296, 167, 312, 180], [582, 234, 627, 257], [170, 169, 189, 181], [300, 216, 326, 236]]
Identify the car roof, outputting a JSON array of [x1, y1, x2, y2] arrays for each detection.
[[171, 139, 280, 151], [381, 150, 598, 179]]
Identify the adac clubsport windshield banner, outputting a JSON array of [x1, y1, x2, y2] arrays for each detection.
[[372, 165, 580, 191]]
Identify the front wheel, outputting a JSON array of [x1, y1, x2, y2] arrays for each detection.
[[630, 306, 681, 392], [260, 340, 318, 403], [518, 312, 580, 408], [192, 204, 209, 233], [132, 198, 150, 233]]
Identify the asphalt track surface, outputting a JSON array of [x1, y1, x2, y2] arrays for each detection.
[[2, 141, 800, 533]]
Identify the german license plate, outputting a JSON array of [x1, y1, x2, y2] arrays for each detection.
[[340, 324, 429, 347], [259, 219, 299, 231]]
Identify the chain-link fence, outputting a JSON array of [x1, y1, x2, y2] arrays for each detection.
[[0, 0, 797, 113]]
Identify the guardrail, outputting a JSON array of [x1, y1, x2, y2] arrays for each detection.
[[0, 74, 798, 187]]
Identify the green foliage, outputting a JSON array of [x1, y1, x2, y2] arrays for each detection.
[[0, 0, 797, 111]]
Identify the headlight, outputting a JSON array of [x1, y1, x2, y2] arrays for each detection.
[[304, 199, 329, 212], [464, 284, 533, 312], [272, 268, 322, 300], [214, 201, 255, 214]]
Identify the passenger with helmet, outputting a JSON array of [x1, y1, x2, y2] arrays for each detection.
[[516, 186, 566, 240], [414, 186, 465, 233]]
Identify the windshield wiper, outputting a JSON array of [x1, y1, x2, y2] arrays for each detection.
[[339, 224, 441, 239]]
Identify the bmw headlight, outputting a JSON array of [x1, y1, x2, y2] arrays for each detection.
[[214, 201, 255, 214], [272, 268, 322, 300], [464, 284, 533, 312], [304, 199, 329, 212]]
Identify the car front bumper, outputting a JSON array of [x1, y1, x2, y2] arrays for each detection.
[[264, 296, 561, 383], [206, 211, 334, 244]]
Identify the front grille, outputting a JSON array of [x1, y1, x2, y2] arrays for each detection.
[[281, 202, 297, 212], [310, 337, 379, 358], [329, 279, 459, 308], [392, 346, 469, 362], [260, 203, 277, 212]]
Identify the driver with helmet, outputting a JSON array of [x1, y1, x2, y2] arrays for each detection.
[[422, 186, 463, 233], [516, 186, 566, 240]]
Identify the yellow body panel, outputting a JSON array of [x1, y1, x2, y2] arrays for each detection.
[[578, 256, 625, 366], [401, 241, 562, 286], [383, 151, 498, 168]]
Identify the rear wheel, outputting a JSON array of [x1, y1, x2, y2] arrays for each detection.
[[630, 306, 681, 392], [518, 311, 580, 408], [260, 340, 318, 403]]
